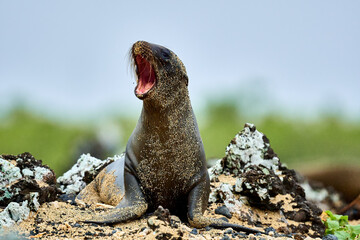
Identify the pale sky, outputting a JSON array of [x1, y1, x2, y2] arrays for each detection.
[[1, 1, 359, 120]]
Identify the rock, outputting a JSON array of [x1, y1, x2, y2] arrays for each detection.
[[215, 205, 232, 219], [0, 153, 58, 207], [322, 234, 338, 240], [147, 216, 161, 230], [0, 153, 59, 228], [57, 153, 119, 194], [139, 227, 152, 237], [294, 234, 306, 240], [208, 123, 325, 237], [154, 205, 171, 223], [220, 235, 230, 240], [223, 227, 233, 234], [265, 227, 276, 235], [0, 201, 30, 228], [208, 159, 223, 182], [211, 183, 244, 214]]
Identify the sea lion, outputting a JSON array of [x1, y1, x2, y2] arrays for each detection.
[[76, 41, 262, 234]]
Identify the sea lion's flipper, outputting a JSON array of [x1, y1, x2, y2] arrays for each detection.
[[76, 179, 102, 205], [83, 172, 148, 224], [77, 156, 126, 206], [187, 181, 264, 235]]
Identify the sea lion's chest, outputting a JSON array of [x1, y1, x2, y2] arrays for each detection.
[[133, 126, 203, 208]]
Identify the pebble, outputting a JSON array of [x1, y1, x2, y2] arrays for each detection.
[[190, 228, 198, 235], [219, 217, 229, 222], [138, 227, 152, 237], [215, 205, 233, 219], [205, 226, 212, 231], [224, 227, 233, 234], [189, 235, 206, 240], [85, 231, 94, 236], [294, 234, 305, 240], [322, 235, 338, 240], [181, 225, 192, 232], [73, 223, 81, 228], [147, 216, 161, 229], [220, 235, 230, 240], [113, 231, 126, 238]]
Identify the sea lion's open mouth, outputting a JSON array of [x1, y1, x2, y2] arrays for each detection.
[[135, 55, 156, 98]]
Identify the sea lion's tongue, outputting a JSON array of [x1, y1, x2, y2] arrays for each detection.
[[135, 55, 156, 96]]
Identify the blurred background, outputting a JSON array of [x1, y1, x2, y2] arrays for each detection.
[[1, 1, 359, 181]]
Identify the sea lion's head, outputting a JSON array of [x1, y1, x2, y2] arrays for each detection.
[[130, 41, 188, 102]]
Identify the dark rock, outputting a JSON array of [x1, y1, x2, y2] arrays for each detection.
[[205, 226, 212, 231], [293, 209, 310, 222], [85, 231, 94, 236], [277, 226, 291, 235], [323, 234, 338, 240], [289, 224, 310, 235], [0, 152, 59, 207], [220, 235, 230, 240], [154, 205, 171, 223], [219, 217, 229, 222], [215, 124, 326, 237], [265, 227, 276, 234], [190, 228, 198, 235], [294, 233, 306, 240], [215, 205, 232, 218], [155, 232, 173, 240], [58, 193, 77, 205], [147, 216, 161, 230], [73, 223, 81, 228]]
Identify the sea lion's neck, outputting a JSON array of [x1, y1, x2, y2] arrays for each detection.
[[141, 87, 192, 125]]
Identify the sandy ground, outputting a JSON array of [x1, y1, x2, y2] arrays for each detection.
[[2, 174, 329, 240]]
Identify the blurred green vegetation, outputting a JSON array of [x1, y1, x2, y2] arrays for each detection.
[[200, 101, 360, 168], [0, 108, 91, 174], [1, 101, 360, 176]]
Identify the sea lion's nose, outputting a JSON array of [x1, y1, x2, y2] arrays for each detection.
[[132, 41, 150, 55]]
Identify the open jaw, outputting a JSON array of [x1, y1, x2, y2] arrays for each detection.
[[135, 55, 156, 98]]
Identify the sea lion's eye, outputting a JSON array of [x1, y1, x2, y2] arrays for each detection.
[[161, 49, 171, 60]]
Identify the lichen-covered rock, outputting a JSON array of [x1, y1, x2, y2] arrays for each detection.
[[0, 153, 59, 228], [209, 183, 244, 214], [224, 123, 281, 176], [0, 201, 30, 228], [208, 123, 325, 237], [301, 180, 343, 212], [57, 153, 121, 195], [0, 152, 58, 209]]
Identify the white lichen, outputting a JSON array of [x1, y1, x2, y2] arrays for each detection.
[[34, 167, 52, 181], [0, 201, 30, 228], [29, 192, 40, 211], [301, 181, 341, 207], [225, 123, 281, 175], [234, 178, 244, 193], [57, 153, 122, 194], [0, 159, 22, 188], [208, 190, 219, 203], [22, 168, 34, 177], [208, 123, 287, 208], [257, 188, 269, 201], [207, 159, 223, 181], [217, 183, 243, 213]]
